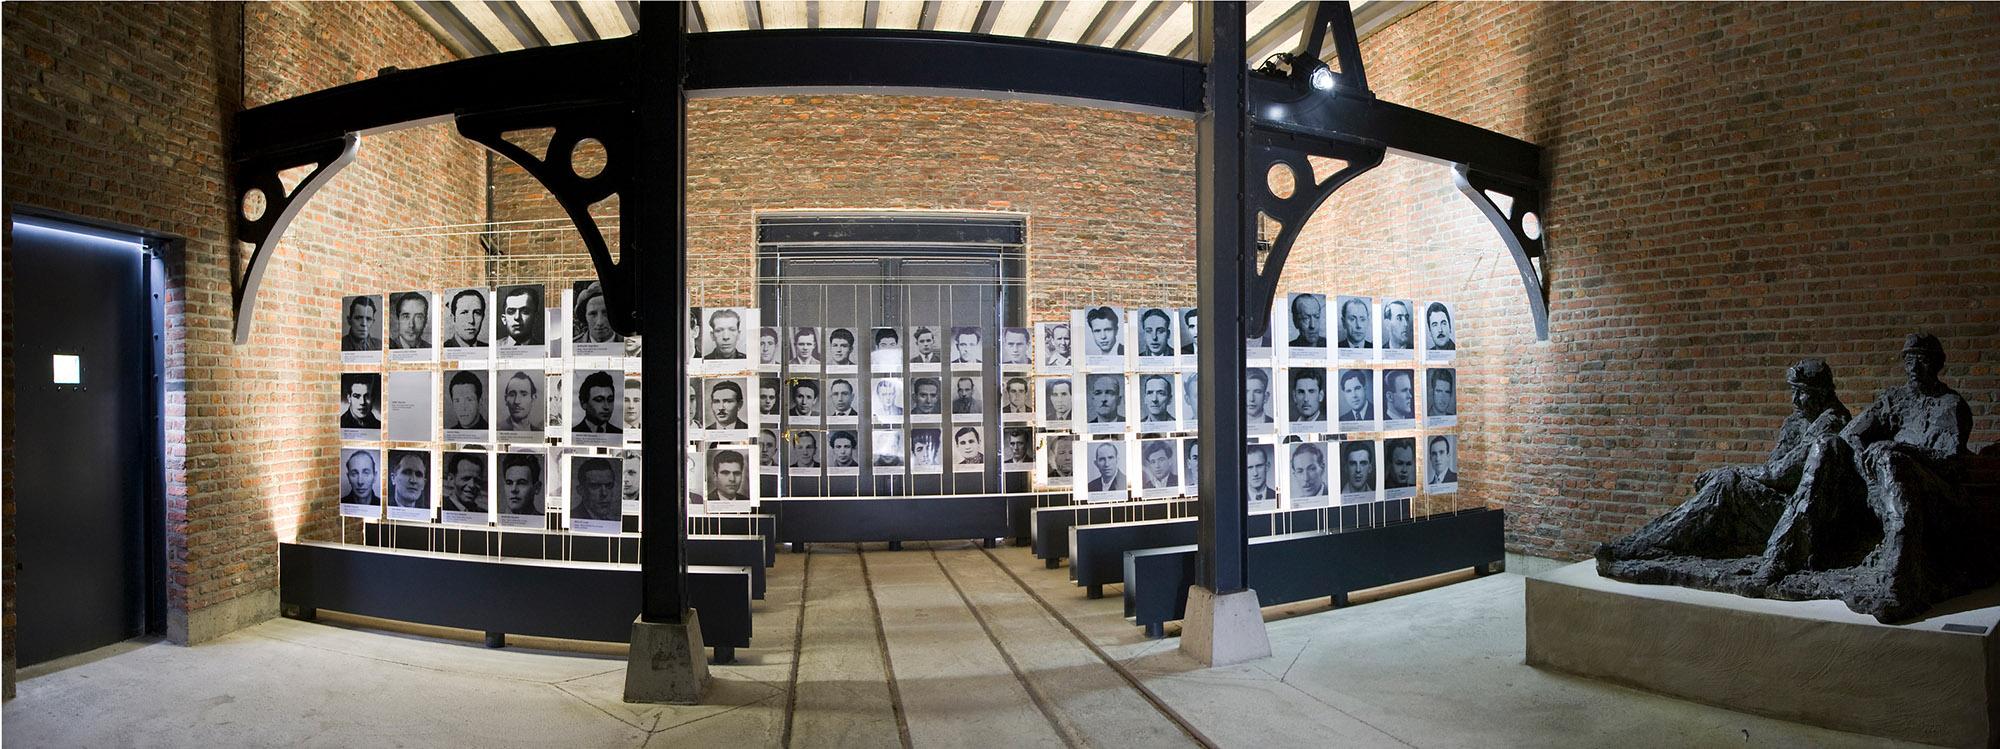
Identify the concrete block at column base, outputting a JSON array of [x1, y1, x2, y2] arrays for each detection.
[[623, 611, 711, 704], [1527, 561, 2000, 748], [1178, 586, 1271, 667]]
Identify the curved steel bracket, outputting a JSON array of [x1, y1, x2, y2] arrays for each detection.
[[1244, 133, 1384, 337], [456, 103, 639, 336], [232, 134, 358, 345], [1453, 165, 1550, 339]]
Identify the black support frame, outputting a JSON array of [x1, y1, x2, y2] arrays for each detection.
[[229, 0, 1548, 668]]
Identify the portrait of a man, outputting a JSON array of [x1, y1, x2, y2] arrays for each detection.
[[499, 453, 545, 518], [759, 429, 781, 467], [1000, 327, 1030, 366], [339, 449, 380, 507], [700, 307, 744, 359], [1181, 438, 1200, 490], [788, 378, 821, 418], [1084, 306, 1123, 359], [870, 327, 903, 370], [340, 373, 382, 430], [495, 284, 544, 347], [1385, 437, 1417, 494], [826, 378, 860, 418], [1086, 440, 1126, 492], [442, 452, 487, 515], [1381, 299, 1415, 351], [1383, 369, 1416, 422], [1046, 435, 1075, 480], [790, 327, 821, 365], [760, 377, 781, 416], [706, 449, 750, 505], [759, 327, 782, 366], [1245, 368, 1273, 425], [790, 431, 821, 469], [1003, 427, 1032, 466], [1137, 308, 1174, 358], [341, 295, 382, 352], [1425, 302, 1457, 352], [1428, 369, 1458, 418], [1289, 443, 1328, 503], [1044, 378, 1074, 423], [570, 456, 621, 523], [1002, 377, 1032, 415], [1086, 373, 1125, 426], [619, 449, 642, 509], [1288, 368, 1327, 427], [1141, 439, 1179, 491], [1179, 308, 1199, 355], [574, 281, 625, 344], [445, 370, 489, 431], [389, 291, 432, 350], [1337, 369, 1373, 423], [706, 379, 749, 431], [1287, 293, 1326, 349], [953, 426, 984, 466], [443, 289, 488, 348], [911, 429, 942, 470], [826, 430, 860, 468], [1341, 441, 1377, 496], [1427, 435, 1458, 486], [910, 377, 942, 416], [1140, 373, 1176, 427], [950, 376, 981, 415], [1336, 296, 1372, 350], [950, 326, 983, 364], [1181, 372, 1200, 423], [624, 378, 642, 431], [388, 450, 431, 509], [908, 326, 942, 364], [1039, 322, 1073, 368], [825, 327, 857, 367], [1245, 444, 1279, 509], [573, 371, 623, 434], [872, 378, 905, 420]]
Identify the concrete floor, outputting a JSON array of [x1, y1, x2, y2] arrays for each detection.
[[3, 542, 1924, 748]]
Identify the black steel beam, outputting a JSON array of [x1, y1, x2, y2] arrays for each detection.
[[1247, 73, 1541, 189], [684, 29, 1203, 114], [1193, 0, 1251, 595], [636, 1, 689, 625]]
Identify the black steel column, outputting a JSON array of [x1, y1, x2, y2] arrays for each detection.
[[1194, 1, 1251, 594], [638, 2, 690, 624]]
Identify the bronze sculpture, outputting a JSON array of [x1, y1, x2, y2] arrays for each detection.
[[1599, 334, 1994, 623]]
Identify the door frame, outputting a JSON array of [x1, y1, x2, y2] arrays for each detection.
[[7, 205, 173, 642]]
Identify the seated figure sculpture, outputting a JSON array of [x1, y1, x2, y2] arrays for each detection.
[[1599, 334, 1994, 623]]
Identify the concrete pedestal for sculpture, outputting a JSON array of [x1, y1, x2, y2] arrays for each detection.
[[1179, 586, 1271, 666], [1527, 561, 2000, 748], [623, 611, 710, 704]]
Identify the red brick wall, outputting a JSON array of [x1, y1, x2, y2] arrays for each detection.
[[1291, 1, 2000, 559], [2, 0, 484, 670]]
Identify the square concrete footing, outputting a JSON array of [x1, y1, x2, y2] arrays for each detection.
[[623, 611, 710, 704], [1178, 586, 1271, 666], [1526, 561, 2000, 748]]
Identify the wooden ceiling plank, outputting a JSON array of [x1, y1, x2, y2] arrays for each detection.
[[1136, 0, 1190, 55], [820, 0, 866, 26], [877, 0, 924, 29], [451, 0, 527, 51], [576, 0, 632, 37], [934, 0, 982, 32], [1048, 0, 1107, 43], [697, 0, 749, 30], [515, 0, 578, 44], [1115, 0, 1177, 50], [762, 0, 811, 28], [988, 0, 1041, 37]]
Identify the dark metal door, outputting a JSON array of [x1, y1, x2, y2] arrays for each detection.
[[11, 217, 153, 666]]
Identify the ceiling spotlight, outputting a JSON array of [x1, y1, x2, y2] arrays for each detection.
[[1309, 64, 1335, 92]]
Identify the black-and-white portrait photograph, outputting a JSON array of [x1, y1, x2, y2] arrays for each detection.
[[1339, 440, 1379, 505], [570, 369, 625, 446], [704, 446, 756, 513], [788, 326, 822, 371], [825, 377, 861, 424], [999, 327, 1031, 369], [571, 281, 625, 359], [1335, 368, 1376, 431], [1001, 376, 1033, 421], [338, 447, 382, 517], [1283, 292, 1327, 361], [1180, 437, 1199, 493], [439, 451, 489, 526], [951, 426, 985, 469], [338, 372, 382, 440], [909, 376, 942, 422], [1084, 373, 1127, 434], [1042, 434, 1076, 487], [496, 450, 546, 527], [442, 369, 492, 443], [1180, 372, 1199, 425], [684, 450, 706, 513], [385, 448, 433, 522], [1179, 307, 1199, 363], [789, 430, 823, 473], [618, 449, 643, 515], [1426, 368, 1458, 428], [547, 373, 565, 430], [871, 377, 905, 422], [698, 307, 752, 367], [869, 327, 903, 372], [1041, 377, 1074, 428], [388, 291, 436, 362], [1423, 301, 1457, 361], [1425, 435, 1459, 493], [910, 428, 943, 474], [1245, 312, 1273, 362], [759, 429, 782, 471], [1383, 437, 1418, 500], [949, 325, 983, 365], [787, 377, 822, 421], [1286, 441, 1331, 510], [1081, 438, 1128, 502], [1037, 321, 1074, 372], [758, 326, 782, 370], [1080, 306, 1126, 369], [1379, 299, 1415, 358], [1245, 442, 1279, 513], [824, 326, 859, 372], [1381, 369, 1416, 429], [907, 325, 943, 369], [494, 284, 545, 358], [1002, 426, 1033, 469], [1336, 295, 1374, 361], [1138, 373, 1177, 432], [949, 375, 982, 416], [1139, 438, 1180, 498], [1245, 367, 1276, 436], [1286, 367, 1328, 433], [385, 371, 434, 444], [340, 294, 384, 363], [1135, 307, 1176, 363], [759, 376, 782, 418], [567, 455, 623, 534], [825, 429, 861, 474], [623, 377, 642, 440], [441, 288, 490, 358], [872, 429, 905, 468], [705, 377, 753, 440], [623, 334, 643, 363]]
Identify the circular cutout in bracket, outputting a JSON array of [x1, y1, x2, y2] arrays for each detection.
[[1265, 162, 1297, 200], [571, 138, 607, 179], [1521, 211, 1542, 241], [241, 188, 267, 222]]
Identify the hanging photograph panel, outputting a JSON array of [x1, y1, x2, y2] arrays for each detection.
[[384, 448, 435, 522], [438, 450, 491, 526], [386, 290, 437, 363], [496, 449, 548, 528], [494, 284, 546, 360], [567, 454, 624, 534], [338, 372, 383, 441], [339, 294, 384, 365], [440, 287, 491, 361], [337, 447, 384, 518]]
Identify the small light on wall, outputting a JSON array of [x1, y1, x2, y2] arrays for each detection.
[[1309, 65, 1336, 92], [52, 354, 82, 385]]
